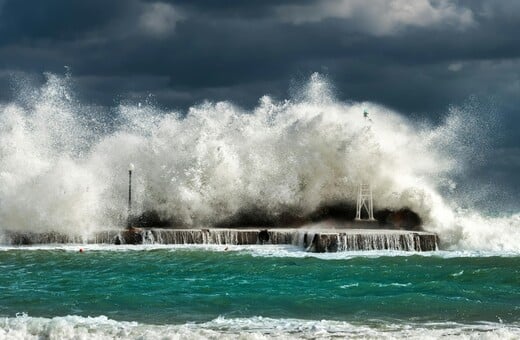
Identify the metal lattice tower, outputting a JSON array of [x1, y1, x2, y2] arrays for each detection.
[[355, 183, 375, 221]]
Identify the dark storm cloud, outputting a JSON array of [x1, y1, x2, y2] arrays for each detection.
[[0, 0, 519, 112], [0, 0, 518, 209], [0, 0, 129, 43], [155, 0, 310, 17]]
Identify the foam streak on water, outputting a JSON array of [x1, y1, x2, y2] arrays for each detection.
[[0, 72, 518, 250], [1, 315, 519, 340]]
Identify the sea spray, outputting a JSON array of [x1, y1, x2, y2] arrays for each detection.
[[0, 72, 517, 250]]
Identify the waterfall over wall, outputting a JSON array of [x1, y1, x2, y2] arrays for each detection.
[[334, 233, 438, 251], [1, 230, 120, 245], [0, 228, 438, 252]]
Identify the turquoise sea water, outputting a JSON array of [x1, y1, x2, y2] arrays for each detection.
[[1, 246, 519, 339]]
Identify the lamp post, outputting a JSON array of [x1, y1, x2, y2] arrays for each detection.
[[127, 163, 134, 228]]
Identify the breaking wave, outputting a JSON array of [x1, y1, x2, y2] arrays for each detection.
[[1, 314, 518, 340], [0, 72, 518, 250]]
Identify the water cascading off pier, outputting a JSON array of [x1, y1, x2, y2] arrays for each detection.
[[1, 228, 439, 252]]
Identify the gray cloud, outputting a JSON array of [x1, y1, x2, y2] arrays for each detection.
[[139, 2, 184, 37], [276, 0, 475, 35], [0, 1, 518, 128]]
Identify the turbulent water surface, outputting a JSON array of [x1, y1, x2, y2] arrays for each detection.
[[0, 73, 519, 339], [0, 246, 519, 339]]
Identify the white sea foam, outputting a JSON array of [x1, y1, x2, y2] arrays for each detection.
[[1, 244, 519, 260], [0, 72, 518, 250], [0, 314, 518, 340]]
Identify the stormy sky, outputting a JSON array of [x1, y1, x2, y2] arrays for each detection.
[[0, 0, 519, 211]]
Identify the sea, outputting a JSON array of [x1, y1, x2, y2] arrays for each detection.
[[1, 73, 519, 338], [0, 245, 518, 339]]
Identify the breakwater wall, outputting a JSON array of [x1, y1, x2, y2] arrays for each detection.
[[1, 228, 439, 252]]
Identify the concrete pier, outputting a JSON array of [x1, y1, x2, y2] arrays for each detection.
[[1, 228, 438, 252], [303, 229, 439, 252]]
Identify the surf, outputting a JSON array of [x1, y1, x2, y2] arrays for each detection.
[[0, 72, 517, 251]]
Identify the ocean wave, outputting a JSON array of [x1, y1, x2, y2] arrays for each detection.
[[0, 314, 518, 340], [0, 72, 518, 251]]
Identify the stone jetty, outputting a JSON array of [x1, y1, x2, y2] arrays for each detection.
[[2, 228, 439, 252]]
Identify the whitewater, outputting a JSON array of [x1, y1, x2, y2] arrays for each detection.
[[0, 71, 518, 250], [2, 315, 519, 340], [0, 72, 519, 339]]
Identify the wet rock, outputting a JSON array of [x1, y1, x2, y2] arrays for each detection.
[[386, 208, 422, 230], [258, 229, 270, 244], [129, 210, 176, 229], [10, 233, 33, 245], [307, 234, 338, 253], [119, 227, 143, 245]]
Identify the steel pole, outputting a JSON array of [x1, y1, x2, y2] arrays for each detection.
[[127, 169, 132, 227]]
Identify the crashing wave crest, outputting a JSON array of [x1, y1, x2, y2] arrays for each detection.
[[0, 72, 517, 250]]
